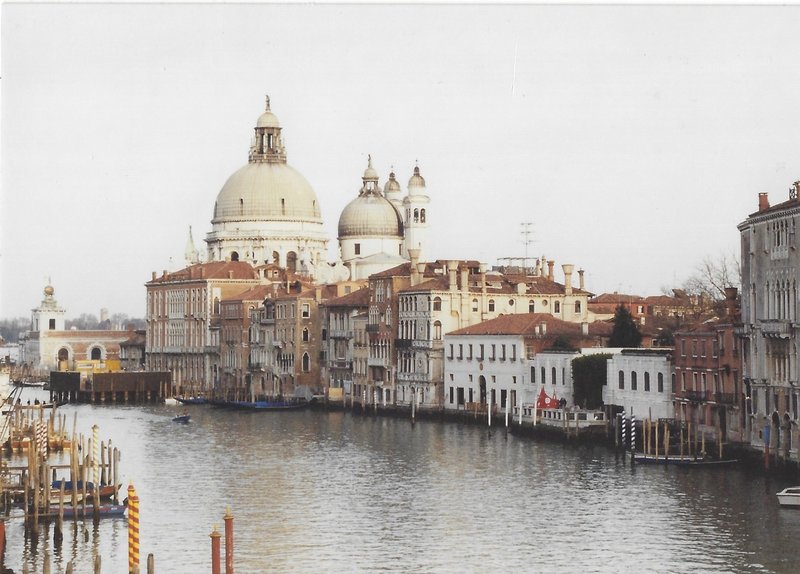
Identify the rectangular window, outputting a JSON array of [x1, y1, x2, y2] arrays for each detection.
[[468, 344, 473, 360], [478, 344, 484, 361], [512, 375, 517, 385], [469, 388, 474, 403], [457, 387, 465, 406], [490, 344, 496, 361], [448, 344, 453, 360], [511, 345, 516, 361], [458, 344, 463, 360], [531, 367, 536, 383], [680, 339, 686, 356], [449, 386, 454, 404], [468, 374, 473, 382], [500, 344, 506, 360], [355, 243, 361, 255]]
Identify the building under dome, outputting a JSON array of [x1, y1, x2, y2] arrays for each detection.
[[338, 157, 430, 280], [205, 96, 328, 275]]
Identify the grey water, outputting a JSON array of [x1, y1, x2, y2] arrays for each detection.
[[5, 391, 800, 574]]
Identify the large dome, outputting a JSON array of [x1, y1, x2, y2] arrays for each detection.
[[213, 162, 322, 222], [338, 192, 403, 238]]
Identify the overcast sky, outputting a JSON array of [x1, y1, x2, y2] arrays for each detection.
[[2, 3, 799, 320]]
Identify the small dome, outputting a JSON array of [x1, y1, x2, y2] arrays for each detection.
[[338, 193, 404, 239], [256, 95, 280, 128], [257, 110, 280, 129], [363, 155, 378, 181], [44, 285, 54, 296], [384, 171, 401, 194], [408, 165, 426, 189]]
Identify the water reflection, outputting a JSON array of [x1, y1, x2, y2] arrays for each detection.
[[5, 397, 800, 573]]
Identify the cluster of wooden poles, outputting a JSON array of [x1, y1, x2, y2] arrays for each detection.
[[641, 418, 725, 461], [4, 401, 71, 453], [209, 508, 235, 574], [11, 419, 122, 529]]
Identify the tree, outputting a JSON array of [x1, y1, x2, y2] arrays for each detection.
[[0, 317, 29, 343], [609, 304, 642, 347], [547, 335, 576, 351], [572, 354, 611, 409], [683, 252, 741, 314]]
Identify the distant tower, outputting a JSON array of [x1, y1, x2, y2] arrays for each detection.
[[402, 163, 430, 259], [383, 168, 404, 211], [31, 281, 66, 333], [185, 226, 199, 266]]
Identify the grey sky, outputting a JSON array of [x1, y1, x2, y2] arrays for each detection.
[[2, 3, 799, 319]]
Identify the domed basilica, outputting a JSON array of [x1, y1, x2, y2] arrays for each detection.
[[195, 96, 430, 282], [204, 96, 329, 274]]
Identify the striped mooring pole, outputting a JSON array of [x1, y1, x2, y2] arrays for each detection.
[[128, 483, 140, 573], [621, 413, 627, 457], [630, 413, 636, 462]]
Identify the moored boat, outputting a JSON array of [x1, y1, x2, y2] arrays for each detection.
[[238, 399, 308, 411], [175, 396, 208, 405], [633, 454, 738, 467], [776, 486, 800, 508], [51, 480, 120, 501]]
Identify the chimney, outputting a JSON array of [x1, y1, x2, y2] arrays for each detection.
[[562, 264, 574, 295], [460, 267, 469, 294], [759, 192, 770, 212], [479, 263, 487, 296], [448, 260, 458, 292], [151, 271, 157, 281], [724, 287, 739, 318], [228, 270, 234, 279], [547, 260, 555, 281], [162, 269, 168, 278], [578, 269, 585, 291], [409, 248, 421, 286]]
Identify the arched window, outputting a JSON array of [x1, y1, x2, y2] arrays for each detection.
[[433, 321, 442, 340], [433, 297, 442, 311], [57, 348, 69, 363], [286, 251, 297, 273], [488, 299, 495, 312], [575, 301, 581, 313], [631, 371, 638, 391], [91, 348, 102, 360], [414, 209, 419, 222], [302, 328, 309, 342], [554, 301, 561, 313], [659, 373, 665, 393], [420, 209, 426, 223], [618, 370, 625, 389], [552, 367, 557, 385], [472, 299, 479, 312], [231, 251, 240, 262], [302, 353, 310, 372], [541, 366, 546, 384], [644, 372, 650, 392], [529, 300, 535, 313]]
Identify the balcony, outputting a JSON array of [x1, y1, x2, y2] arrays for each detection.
[[330, 359, 352, 370], [367, 356, 389, 368], [714, 392, 739, 406], [396, 372, 427, 383], [760, 320, 791, 338], [330, 329, 354, 339], [681, 390, 709, 403]]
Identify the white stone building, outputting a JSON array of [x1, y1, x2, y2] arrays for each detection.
[[603, 349, 674, 420], [738, 182, 800, 455]]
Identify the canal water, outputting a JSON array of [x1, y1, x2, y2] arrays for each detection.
[[5, 389, 800, 573]]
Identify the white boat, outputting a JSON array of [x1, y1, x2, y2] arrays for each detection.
[[776, 486, 800, 508]]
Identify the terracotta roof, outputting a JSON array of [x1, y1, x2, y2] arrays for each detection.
[[448, 313, 588, 337], [590, 293, 644, 304], [644, 295, 688, 306], [370, 262, 412, 278], [323, 287, 371, 308], [748, 196, 800, 218], [223, 284, 274, 303], [147, 261, 259, 284]]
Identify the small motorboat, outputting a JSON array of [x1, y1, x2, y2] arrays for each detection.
[[172, 413, 191, 424], [776, 486, 800, 508]]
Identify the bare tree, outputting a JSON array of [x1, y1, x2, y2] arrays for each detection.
[[682, 252, 741, 317]]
